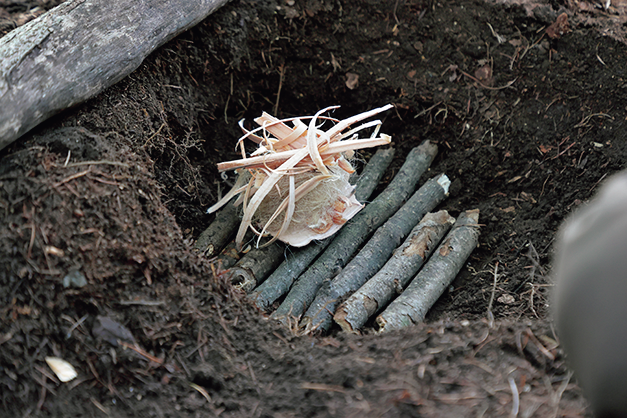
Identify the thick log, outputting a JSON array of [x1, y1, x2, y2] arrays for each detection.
[[0, 0, 229, 151]]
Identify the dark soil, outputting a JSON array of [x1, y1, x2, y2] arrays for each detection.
[[3, 0, 626, 416]]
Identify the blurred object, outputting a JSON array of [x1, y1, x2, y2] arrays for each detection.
[[62, 270, 88, 288], [553, 171, 627, 417], [45, 357, 78, 382]]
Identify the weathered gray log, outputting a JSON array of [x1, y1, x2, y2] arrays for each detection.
[[376, 209, 480, 333], [300, 174, 451, 334], [249, 148, 395, 311], [334, 210, 455, 333], [0, 0, 229, 151], [271, 141, 438, 322]]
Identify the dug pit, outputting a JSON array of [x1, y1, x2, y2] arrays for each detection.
[[2, 0, 627, 416]]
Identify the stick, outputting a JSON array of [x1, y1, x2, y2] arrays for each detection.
[[334, 210, 455, 333], [249, 148, 395, 310], [213, 240, 242, 271], [376, 209, 480, 333], [193, 203, 239, 257], [0, 0, 229, 151], [301, 174, 451, 334], [229, 242, 286, 293], [271, 141, 438, 322]]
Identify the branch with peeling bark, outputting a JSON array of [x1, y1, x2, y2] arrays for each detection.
[[0, 0, 229, 150], [334, 210, 455, 333], [376, 209, 480, 333], [300, 174, 452, 335], [271, 141, 439, 323]]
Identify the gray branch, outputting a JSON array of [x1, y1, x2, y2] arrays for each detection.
[[376, 209, 481, 333], [271, 141, 438, 322], [334, 210, 455, 333], [301, 174, 451, 334]]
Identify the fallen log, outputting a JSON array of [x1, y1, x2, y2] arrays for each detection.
[[334, 210, 454, 333], [376, 209, 480, 333], [249, 148, 395, 310], [301, 174, 451, 334], [0, 0, 229, 151], [271, 141, 438, 322]]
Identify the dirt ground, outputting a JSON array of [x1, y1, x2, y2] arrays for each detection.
[[2, 0, 627, 416]]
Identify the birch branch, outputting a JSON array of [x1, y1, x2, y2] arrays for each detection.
[[249, 148, 395, 311], [334, 210, 455, 333], [376, 209, 480, 333], [301, 174, 451, 334], [271, 141, 439, 322]]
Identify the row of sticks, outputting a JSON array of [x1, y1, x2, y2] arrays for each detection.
[[194, 141, 480, 335]]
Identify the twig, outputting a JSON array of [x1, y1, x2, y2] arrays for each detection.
[[65, 160, 130, 168], [486, 262, 499, 328], [249, 148, 395, 310], [115, 300, 166, 306], [51, 168, 91, 188], [190, 383, 212, 403], [302, 174, 451, 334], [459, 68, 517, 90], [573, 112, 613, 129], [300, 382, 346, 393], [273, 63, 285, 116], [377, 209, 480, 332], [271, 142, 439, 322], [193, 202, 240, 257], [334, 210, 454, 333], [117, 340, 164, 364], [229, 241, 286, 293], [65, 314, 89, 339], [91, 398, 110, 415]]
